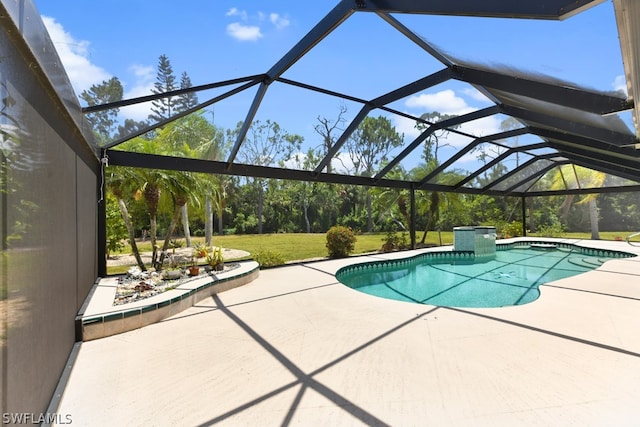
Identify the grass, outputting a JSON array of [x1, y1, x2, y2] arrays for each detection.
[[107, 230, 632, 275]]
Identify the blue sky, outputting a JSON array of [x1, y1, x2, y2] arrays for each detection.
[[35, 0, 629, 172]]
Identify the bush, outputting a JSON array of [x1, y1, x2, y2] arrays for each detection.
[[537, 222, 565, 238], [499, 221, 523, 238], [381, 230, 408, 252], [326, 225, 357, 258], [254, 249, 286, 268]]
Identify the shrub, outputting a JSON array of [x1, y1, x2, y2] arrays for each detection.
[[499, 221, 523, 238], [326, 225, 356, 258], [254, 249, 286, 268], [381, 230, 408, 252], [537, 222, 565, 238]]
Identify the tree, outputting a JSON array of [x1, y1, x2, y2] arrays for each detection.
[[233, 119, 303, 234], [416, 112, 458, 171], [105, 195, 128, 259], [287, 148, 322, 233], [370, 166, 411, 232], [106, 166, 146, 270], [551, 165, 605, 239], [149, 54, 177, 123], [411, 166, 465, 244], [344, 115, 403, 231], [79, 77, 123, 141], [119, 137, 173, 268], [314, 104, 348, 173], [114, 118, 150, 141], [175, 71, 199, 112], [193, 114, 230, 241], [157, 170, 199, 268], [412, 112, 465, 243]]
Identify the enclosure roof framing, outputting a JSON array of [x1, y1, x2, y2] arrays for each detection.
[[96, 0, 640, 197]]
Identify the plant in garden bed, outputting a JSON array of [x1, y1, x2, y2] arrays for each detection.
[[189, 243, 209, 276], [206, 246, 225, 271]]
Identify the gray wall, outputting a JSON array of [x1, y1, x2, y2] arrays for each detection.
[[1, 0, 99, 416]]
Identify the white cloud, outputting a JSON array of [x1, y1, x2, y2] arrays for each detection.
[[225, 8, 289, 41], [394, 89, 503, 157], [393, 116, 422, 140], [613, 75, 627, 96], [120, 64, 155, 121], [42, 16, 111, 93], [461, 87, 492, 103], [226, 8, 248, 20], [226, 22, 263, 41], [270, 13, 290, 30], [405, 89, 470, 115]]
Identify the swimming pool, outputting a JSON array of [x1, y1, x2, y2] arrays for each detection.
[[336, 243, 633, 308]]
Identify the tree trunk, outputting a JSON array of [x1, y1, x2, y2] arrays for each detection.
[[559, 194, 575, 221], [217, 209, 224, 235], [589, 198, 600, 240], [421, 192, 439, 244], [528, 204, 535, 233], [158, 203, 183, 268], [144, 185, 160, 269], [303, 200, 311, 233], [205, 196, 213, 246], [181, 204, 192, 247], [257, 185, 264, 234], [150, 214, 158, 269], [117, 197, 146, 271], [366, 190, 373, 232]]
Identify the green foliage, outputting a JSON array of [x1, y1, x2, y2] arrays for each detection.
[[380, 231, 409, 252], [254, 249, 286, 268], [233, 212, 259, 234], [326, 226, 357, 258], [498, 221, 523, 238], [337, 211, 366, 233], [80, 77, 123, 138], [537, 222, 566, 238], [206, 246, 224, 268], [168, 239, 184, 249], [149, 54, 177, 122], [192, 242, 209, 259], [105, 195, 128, 258]]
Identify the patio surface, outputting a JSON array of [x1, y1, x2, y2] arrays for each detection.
[[53, 239, 640, 426]]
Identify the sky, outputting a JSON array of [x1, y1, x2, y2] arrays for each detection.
[[34, 0, 630, 173]]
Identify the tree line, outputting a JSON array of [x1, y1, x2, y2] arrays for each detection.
[[79, 54, 640, 270]]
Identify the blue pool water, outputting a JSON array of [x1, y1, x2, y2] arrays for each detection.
[[337, 246, 628, 308]]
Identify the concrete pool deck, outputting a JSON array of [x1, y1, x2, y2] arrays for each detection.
[[53, 238, 640, 426]]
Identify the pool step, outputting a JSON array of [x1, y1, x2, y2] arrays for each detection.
[[568, 257, 605, 268]]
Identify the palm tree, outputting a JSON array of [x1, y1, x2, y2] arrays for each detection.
[[370, 167, 411, 231], [106, 166, 146, 270], [551, 165, 605, 239], [157, 170, 200, 269], [120, 137, 174, 268], [412, 167, 464, 244]]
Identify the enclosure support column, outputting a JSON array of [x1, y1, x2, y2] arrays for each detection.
[[97, 171, 107, 277], [521, 196, 527, 237], [1, 151, 7, 414], [410, 184, 416, 249]]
